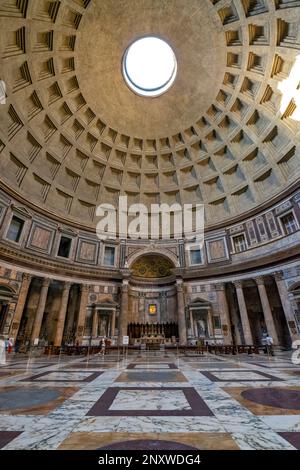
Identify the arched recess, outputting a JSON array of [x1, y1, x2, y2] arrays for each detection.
[[127, 247, 179, 270]]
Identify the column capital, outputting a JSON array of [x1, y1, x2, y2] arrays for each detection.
[[22, 273, 32, 283], [176, 279, 184, 292], [41, 278, 51, 288], [215, 282, 226, 291], [62, 281, 72, 291], [80, 284, 90, 293], [273, 271, 284, 281], [254, 276, 265, 286], [233, 280, 243, 289], [121, 279, 129, 292]]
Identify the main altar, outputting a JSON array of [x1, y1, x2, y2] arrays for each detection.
[[127, 322, 178, 345]]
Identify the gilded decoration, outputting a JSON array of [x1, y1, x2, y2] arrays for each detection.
[[131, 256, 173, 278]]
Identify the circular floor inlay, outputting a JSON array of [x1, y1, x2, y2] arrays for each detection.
[[99, 439, 197, 450], [241, 388, 300, 410], [123, 37, 177, 97], [0, 388, 61, 410]]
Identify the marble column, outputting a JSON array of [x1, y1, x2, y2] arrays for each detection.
[[64, 285, 77, 341], [10, 273, 32, 340], [234, 281, 253, 345], [274, 271, 300, 341], [176, 278, 187, 345], [189, 309, 195, 336], [54, 282, 71, 347], [75, 285, 90, 345], [92, 308, 98, 337], [207, 307, 214, 337], [118, 280, 129, 345], [111, 308, 116, 337], [216, 283, 233, 345], [30, 278, 50, 345], [255, 276, 279, 345], [138, 292, 146, 323]]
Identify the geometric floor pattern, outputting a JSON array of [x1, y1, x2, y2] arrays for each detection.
[[0, 350, 300, 450]]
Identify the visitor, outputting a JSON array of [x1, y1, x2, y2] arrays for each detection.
[[98, 337, 106, 356], [14, 339, 20, 354], [0, 335, 6, 365], [7, 338, 13, 354], [266, 334, 274, 356], [261, 332, 268, 353]]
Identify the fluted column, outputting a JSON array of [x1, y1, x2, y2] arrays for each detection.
[[92, 308, 98, 337], [75, 285, 90, 345], [118, 280, 129, 345], [274, 271, 300, 342], [54, 282, 71, 347], [10, 273, 32, 340], [234, 281, 253, 345], [255, 276, 279, 345], [31, 278, 50, 345], [216, 283, 233, 345], [176, 278, 187, 345]]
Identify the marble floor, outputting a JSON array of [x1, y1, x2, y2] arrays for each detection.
[[0, 350, 300, 450]]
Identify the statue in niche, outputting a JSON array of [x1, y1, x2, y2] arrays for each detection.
[[99, 316, 108, 337], [197, 319, 208, 337]]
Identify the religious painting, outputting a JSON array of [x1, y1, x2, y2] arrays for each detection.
[[148, 304, 157, 315]]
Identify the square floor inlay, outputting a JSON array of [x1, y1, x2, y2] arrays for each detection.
[[127, 363, 177, 370], [86, 387, 213, 417], [67, 363, 116, 369], [110, 389, 190, 410], [21, 370, 103, 382], [1, 362, 50, 369], [200, 370, 282, 382], [115, 371, 187, 383], [196, 363, 244, 370]]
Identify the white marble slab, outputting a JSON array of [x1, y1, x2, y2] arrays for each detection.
[[260, 415, 300, 432], [208, 371, 274, 381], [109, 389, 191, 411], [231, 431, 296, 450]]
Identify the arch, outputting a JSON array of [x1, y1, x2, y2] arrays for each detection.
[[130, 254, 175, 279], [127, 247, 179, 269], [0, 284, 16, 298], [189, 297, 211, 306], [288, 281, 300, 293]]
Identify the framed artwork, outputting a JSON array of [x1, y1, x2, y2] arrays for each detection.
[[148, 304, 157, 315]]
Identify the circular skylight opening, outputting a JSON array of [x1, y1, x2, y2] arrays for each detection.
[[123, 37, 177, 97]]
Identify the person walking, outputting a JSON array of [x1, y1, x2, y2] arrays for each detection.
[[0, 335, 6, 365]]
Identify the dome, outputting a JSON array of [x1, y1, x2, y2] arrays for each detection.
[[0, 0, 299, 232]]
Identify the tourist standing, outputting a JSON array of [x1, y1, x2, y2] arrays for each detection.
[[0, 335, 6, 365], [7, 338, 13, 354], [266, 334, 274, 356]]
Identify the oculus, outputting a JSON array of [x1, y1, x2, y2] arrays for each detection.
[[123, 37, 177, 97]]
